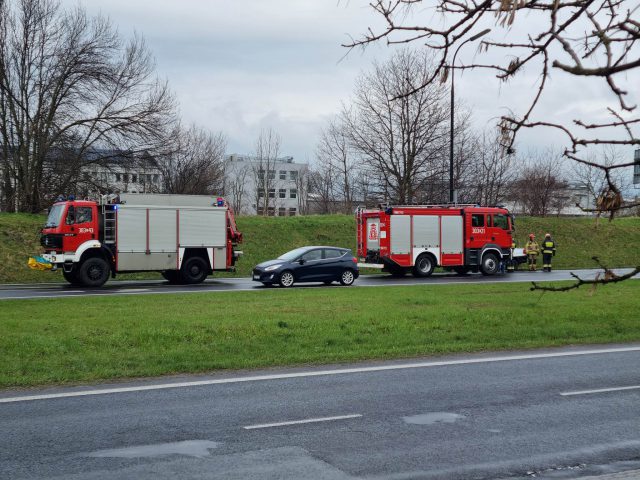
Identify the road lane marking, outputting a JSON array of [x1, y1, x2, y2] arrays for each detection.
[[560, 385, 640, 396], [243, 414, 362, 430], [1, 345, 640, 404]]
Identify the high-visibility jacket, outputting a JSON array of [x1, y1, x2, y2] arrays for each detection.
[[524, 240, 539, 255], [542, 239, 556, 255]]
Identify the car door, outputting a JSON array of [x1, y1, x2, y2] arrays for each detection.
[[323, 248, 344, 279], [296, 248, 324, 281]]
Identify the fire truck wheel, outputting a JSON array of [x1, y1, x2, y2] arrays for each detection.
[[181, 256, 209, 284], [62, 268, 82, 286], [161, 271, 180, 284], [340, 269, 355, 286], [480, 253, 499, 276], [279, 271, 295, 288], [78, 257, 110, 287], [412, 254, 435, 277]]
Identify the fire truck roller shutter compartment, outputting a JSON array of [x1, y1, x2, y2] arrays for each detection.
[[117, 206, 177, 271], [412, 215, 440, 253], [441, 215, 464, 264], [179, 209, 227, 270], [390, 215, 411, 254]]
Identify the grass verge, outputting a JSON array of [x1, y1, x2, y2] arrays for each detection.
[[1, 281, 638, 388]]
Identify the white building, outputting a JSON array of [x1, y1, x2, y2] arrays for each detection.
[[224, 154, 308, 216]]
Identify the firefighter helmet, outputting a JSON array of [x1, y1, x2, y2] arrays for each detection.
[[545, 233, 551, 238], [529, 233, 535, 239]]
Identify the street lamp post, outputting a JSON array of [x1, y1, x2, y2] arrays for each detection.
[[449, 28, 491, 204]]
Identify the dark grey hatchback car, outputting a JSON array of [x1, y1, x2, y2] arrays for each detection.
[[252, 246, 359, 287]]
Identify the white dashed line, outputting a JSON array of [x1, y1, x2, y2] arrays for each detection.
[[243, 414, 362, 430], [560, 385, 640, 396]]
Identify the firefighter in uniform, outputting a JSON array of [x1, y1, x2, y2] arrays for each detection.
[[542, 233, 556, 272], [507, 239, 516, 272], [524, 234, 539, 271]]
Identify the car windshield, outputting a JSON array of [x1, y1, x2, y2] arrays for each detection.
[[278, 247, 311, 262], [44, 204, 65, 228]]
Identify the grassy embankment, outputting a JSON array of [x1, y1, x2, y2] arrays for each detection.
[[0, 281, 639, 388], [1, 213, 639, 283]]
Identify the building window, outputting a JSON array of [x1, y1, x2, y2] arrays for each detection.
[[258, 188, 265, 198], [279, 170, 286, 180], [258, 169, 265, 180], [289, 207, 297, 216], [267, 207, 275, 216], [290, 171, 298, 181], [153, 174, 159, 183], [268, 170, 275, 180], [257, 207, 264, 215], [289, 189, 297, 199], [268, 189, 276, 198], [278, 207, 286, 216], [279, 189, 286, 199], [123, 174, 128, 183], [132, 174, 137, 183], [115, 173, 121, 182]]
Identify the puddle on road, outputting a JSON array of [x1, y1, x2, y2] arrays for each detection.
[[402, 412, 465, 425], [83, 440, 221, 459]]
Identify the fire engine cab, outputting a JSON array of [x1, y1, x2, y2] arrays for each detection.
[[356, 204, 517, 276], [30, 193, 242, 287]]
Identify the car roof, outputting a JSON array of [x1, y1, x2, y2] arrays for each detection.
[[301, 246, 350, 250]]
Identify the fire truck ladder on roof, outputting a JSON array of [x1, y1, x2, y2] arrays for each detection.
[[103, 208, 117, 244]]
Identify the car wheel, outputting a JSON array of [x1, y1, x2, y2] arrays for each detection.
[[181, 256, 209, 284], [340, 269, 355, 286], [481, 253, 499, 276], [279, 271, 295, 288], [77, 257, 110, 287], [412, 254, 435, 277]]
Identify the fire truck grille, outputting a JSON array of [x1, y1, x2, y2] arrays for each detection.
[[40, 234, 63, 249]]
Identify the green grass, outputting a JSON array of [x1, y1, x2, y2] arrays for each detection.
[[1, 213, 639, 284], [0, 281, 638, 388]]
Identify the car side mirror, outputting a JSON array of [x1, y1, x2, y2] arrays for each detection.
[[298, 259, 305, 265]]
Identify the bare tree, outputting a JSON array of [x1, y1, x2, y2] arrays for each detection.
[[308, 161, 337, 214], [225, 160, 251, 215], [463, 129, 516, 205], [158, 125, 226, 195], [0, 0, 176, 212], [511, 151, 569, 216], [316, 117, 359, 213], [346, 0, 640, 216], [340, 49, 450, 204], [252, 128, 281, 216]]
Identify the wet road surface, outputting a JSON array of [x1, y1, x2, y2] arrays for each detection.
[[1, 268, 637, 300]]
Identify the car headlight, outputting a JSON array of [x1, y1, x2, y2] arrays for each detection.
[[264, 264, 282, 272]]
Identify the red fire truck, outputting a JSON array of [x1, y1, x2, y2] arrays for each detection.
[[356, 204, 518, 276], [29, 193, 242, 287]]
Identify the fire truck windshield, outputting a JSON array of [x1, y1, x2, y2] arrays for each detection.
[[44, 204, 65, 228]]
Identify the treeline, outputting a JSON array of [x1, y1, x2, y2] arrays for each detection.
[[308, 49, 633, 216], [0, 0, 227, 213]]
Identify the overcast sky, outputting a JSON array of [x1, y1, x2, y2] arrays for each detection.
[[60, 0, 638, 173]]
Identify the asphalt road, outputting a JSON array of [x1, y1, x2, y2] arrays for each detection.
[[1, 268, 637, 300], [1, 345, 640, 479]]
